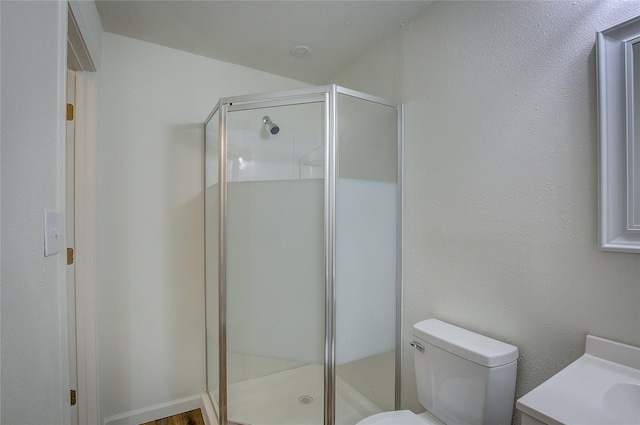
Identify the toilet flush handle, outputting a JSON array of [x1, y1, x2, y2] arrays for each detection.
[[409, 341, 424, 353]]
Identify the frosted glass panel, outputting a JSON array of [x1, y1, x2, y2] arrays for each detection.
[[226, 179, 324, 364], [335, 94, 398, 417], [335, 179, 396, 363]]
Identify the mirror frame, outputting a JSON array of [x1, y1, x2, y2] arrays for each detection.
[[597, 15, 640, 253]]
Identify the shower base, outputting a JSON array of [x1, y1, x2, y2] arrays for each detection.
[[225, 363, 382, 425]]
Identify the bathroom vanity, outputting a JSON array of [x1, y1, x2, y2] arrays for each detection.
[[516, 336, 640, 425]]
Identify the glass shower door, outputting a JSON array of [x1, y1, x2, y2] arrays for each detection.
[[224, 102, 326, 425]]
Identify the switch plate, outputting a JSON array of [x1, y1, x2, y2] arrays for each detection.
[[44, 210, 61, 256]]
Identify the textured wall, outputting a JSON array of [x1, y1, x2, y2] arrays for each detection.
[[332, 1, 640, 421], [97, 33, 308, 422], [1, 1, 68, 424]]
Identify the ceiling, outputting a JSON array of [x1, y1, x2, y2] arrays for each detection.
[[96, 1, 431, 84]]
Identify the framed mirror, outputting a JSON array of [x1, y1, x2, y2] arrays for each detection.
[[597, 15, 640, 253]]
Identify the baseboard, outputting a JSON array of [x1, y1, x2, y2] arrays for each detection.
[[103, 394, 202, 425]]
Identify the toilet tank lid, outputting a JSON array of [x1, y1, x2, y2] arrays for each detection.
[[413, 319, 518, 367]]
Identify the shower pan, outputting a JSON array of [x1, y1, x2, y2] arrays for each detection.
[[204, 85, 402, 425]]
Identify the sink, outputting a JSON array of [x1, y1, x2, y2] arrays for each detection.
[[603, 383, 640, 423], [516, 335, 640, 425]]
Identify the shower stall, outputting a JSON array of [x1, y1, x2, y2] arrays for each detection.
[[204, 85, 402, 425]]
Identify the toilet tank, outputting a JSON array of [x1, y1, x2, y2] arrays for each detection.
[[412, 319, 518, 425]]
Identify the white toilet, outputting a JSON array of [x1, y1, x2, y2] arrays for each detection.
[[357, 319, 518, 425]]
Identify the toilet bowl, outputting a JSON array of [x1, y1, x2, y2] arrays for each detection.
[[356, 319, 519, 425]]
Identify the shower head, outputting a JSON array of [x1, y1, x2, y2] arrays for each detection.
[[263, 116, 280, 135]]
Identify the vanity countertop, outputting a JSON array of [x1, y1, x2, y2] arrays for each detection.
[[516, 335, 640, 425]]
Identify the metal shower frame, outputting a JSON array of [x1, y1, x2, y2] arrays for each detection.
[[204, 84, 404, 425]]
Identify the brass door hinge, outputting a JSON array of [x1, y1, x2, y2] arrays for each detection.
[[67, 248, 74, 265], [66, 103, 74, 121], [70, 389, 77, 406]]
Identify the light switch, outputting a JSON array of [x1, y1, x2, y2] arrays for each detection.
[[44, 209, 61, 256]]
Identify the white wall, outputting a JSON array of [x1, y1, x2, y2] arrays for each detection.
[[96, 33, 308, 423], [332, 0, 640, 421], [0, 1, 69, 424]]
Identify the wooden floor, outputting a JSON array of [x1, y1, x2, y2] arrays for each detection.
[[140, 409, 206, 425]]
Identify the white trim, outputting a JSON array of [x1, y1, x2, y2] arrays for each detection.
[[68, 0, 102, 70], [597, 15, 640, 253], [67, 5, 95, 72], [66, 1, 101, 423], [66, 68, 79, 425], [56, 1, 71, 424], [103, 395, 202, 425], [74, 70, 100, 425]]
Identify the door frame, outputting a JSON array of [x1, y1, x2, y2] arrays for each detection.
[[67, 2, 99, 424]]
